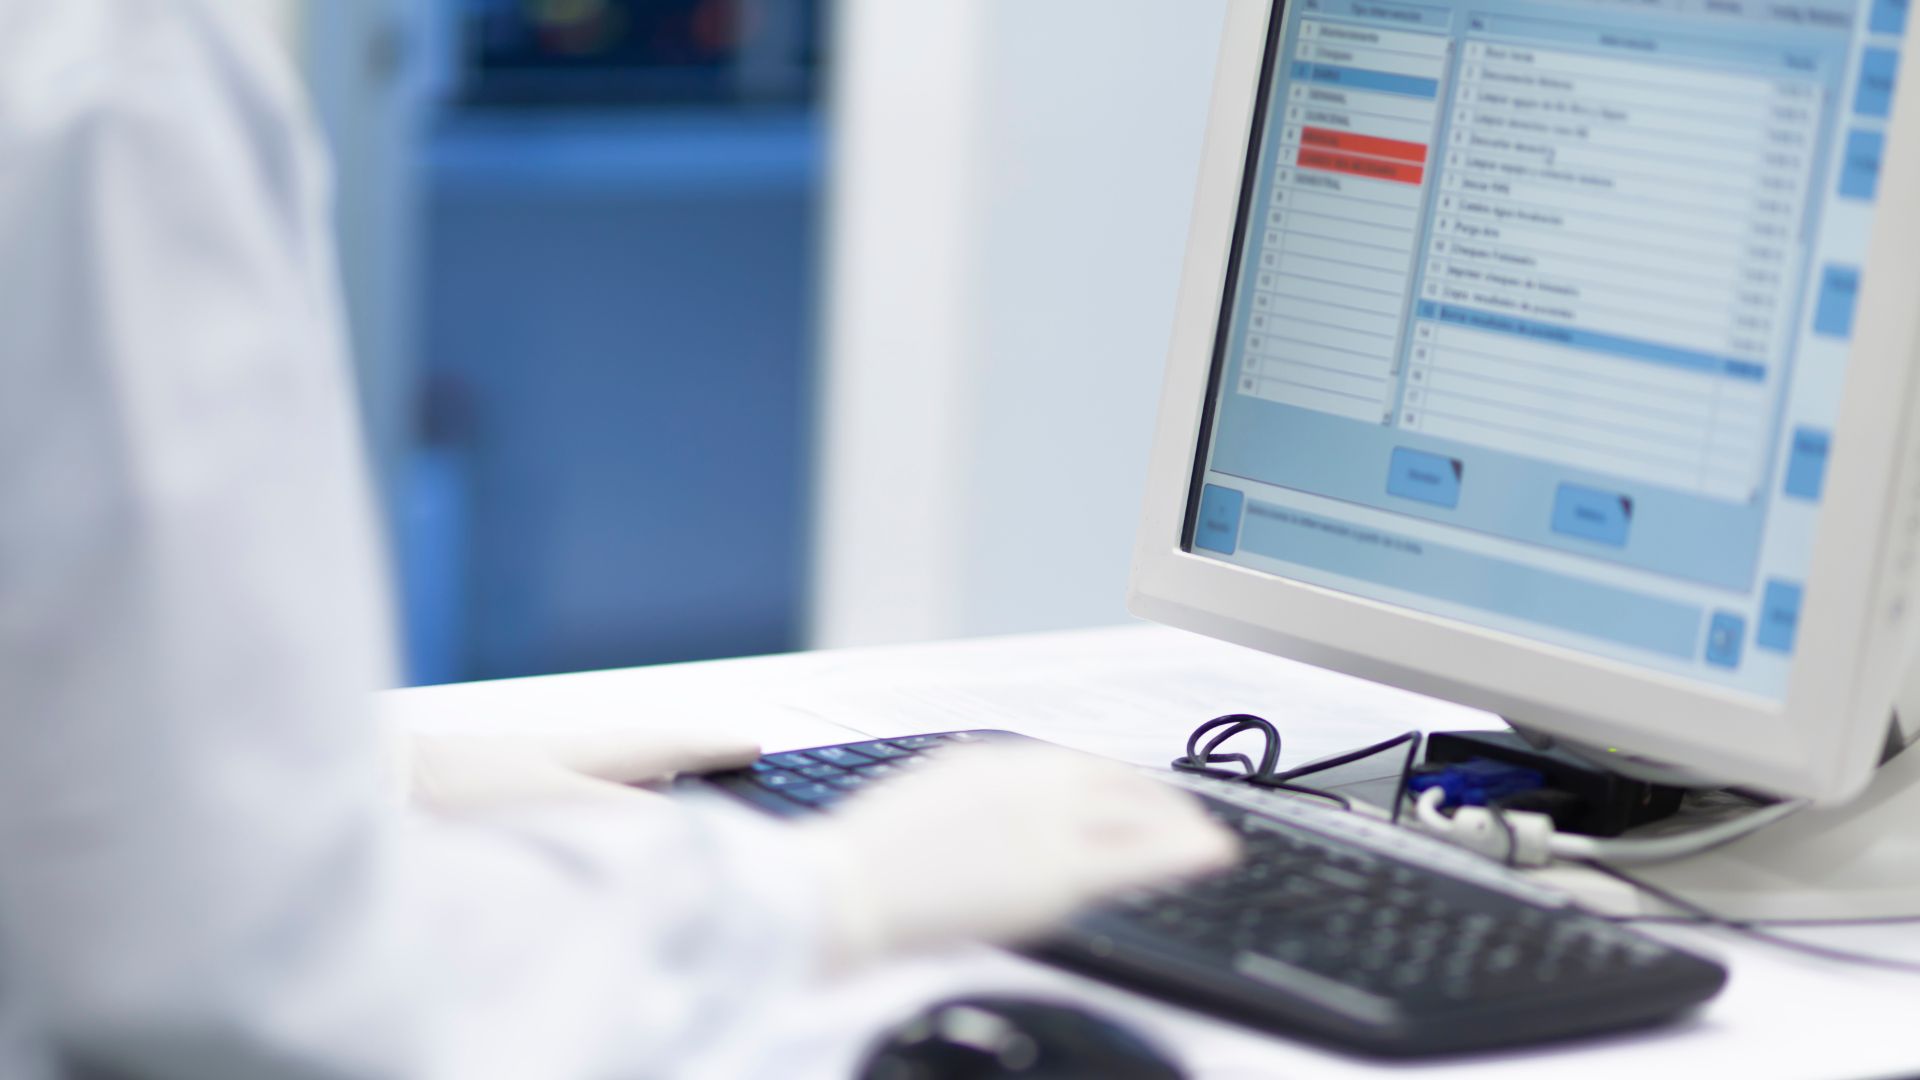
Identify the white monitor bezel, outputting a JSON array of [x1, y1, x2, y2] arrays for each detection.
[[1131, 0, 1920, 803]]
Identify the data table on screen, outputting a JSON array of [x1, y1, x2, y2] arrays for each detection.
[[1399, 39, 1821, 503], [1241, 18, 1451, 423]]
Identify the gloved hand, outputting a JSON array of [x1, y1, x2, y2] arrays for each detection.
[[409, 728, 762, 813], [800, 744, 1240, 968]]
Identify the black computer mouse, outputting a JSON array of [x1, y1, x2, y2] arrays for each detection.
[[858, 995, 1187, 1080]]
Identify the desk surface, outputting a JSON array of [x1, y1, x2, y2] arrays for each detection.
[[385, 625, 1920, 1080]]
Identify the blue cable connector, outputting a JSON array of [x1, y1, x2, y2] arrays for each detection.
[[1407, 758, 1546, 808]]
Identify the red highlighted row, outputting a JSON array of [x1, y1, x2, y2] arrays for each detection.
[[1300, 126, 1429, 164], [1296, 147, 1426, 186]]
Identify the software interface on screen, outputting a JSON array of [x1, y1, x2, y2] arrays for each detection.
[[1188, 0, 1909, 699]]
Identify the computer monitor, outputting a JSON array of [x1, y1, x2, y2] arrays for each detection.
[[1132, 0, 1918, 811]]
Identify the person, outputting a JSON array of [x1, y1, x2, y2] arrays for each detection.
[[0, 2, 1237, 1078]]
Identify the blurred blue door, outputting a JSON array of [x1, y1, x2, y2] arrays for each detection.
[[401, 1, 825, 683], [418, 113, 818, 681]]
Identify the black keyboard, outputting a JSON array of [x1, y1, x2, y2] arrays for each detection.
[[695, 730, 1727, 1057]]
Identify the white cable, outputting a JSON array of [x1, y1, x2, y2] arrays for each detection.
[[1547, 800, 1805, 865], [1412, 788, 1556, 866], [1414, 785, 1808, 868]]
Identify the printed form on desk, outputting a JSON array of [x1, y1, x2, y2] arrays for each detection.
[[771, 624, 1500, 769]]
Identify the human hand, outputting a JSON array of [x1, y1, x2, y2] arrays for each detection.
[[409, 727, 761, 813], [802, 744, 1240, 967]]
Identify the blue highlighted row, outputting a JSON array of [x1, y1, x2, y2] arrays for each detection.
[[1416, 302, 1764, 381], [1290, 61, 1440, 99]]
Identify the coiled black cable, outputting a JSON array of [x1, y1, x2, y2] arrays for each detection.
[[1171, 713, 1425, 819]]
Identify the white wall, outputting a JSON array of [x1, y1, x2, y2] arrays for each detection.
[[813, 2, 1232, 647]]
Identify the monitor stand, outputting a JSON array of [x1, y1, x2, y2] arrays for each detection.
[[1532, 721, 1920, 923]]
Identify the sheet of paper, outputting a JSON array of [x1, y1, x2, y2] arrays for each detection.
[[772, 625, 1499, 769]]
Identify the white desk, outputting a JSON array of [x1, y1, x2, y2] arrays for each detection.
[[385, 625, 1920, 1080]]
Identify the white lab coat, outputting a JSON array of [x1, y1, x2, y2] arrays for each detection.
[[0, 3, 830, 1078]]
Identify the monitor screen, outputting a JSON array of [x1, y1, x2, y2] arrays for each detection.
[[1187, 0, 1907, 701]]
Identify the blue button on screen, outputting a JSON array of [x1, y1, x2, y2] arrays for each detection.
[[1758, 581, 1804, 654], [1856, 48, 1901, 118], [1839, 129, 1885, 201], [1386, 448, 1463, 509], [1552, 484, 1633, 547], [1784, 428, 1832, 501], [1706, 612, 1747, 669], [1870, 0, 1907, 38], [1814, 266, 1862, 339], [1194, 485, 1246, 555]]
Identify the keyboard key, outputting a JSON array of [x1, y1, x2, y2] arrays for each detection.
[[762, 751, 817, 769], [756, 771, 804, 789], [824, 773, 866, 790], [855, 742, 913, 760], [811, 746, 875, 767], [798, 764, 844, 781], [890, 736, 948, 751], [784, 783, 840, 807]]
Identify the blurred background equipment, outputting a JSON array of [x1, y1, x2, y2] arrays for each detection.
[[297, 0, 1227, 685], [457, 0, 825, 104], [308, 0, 825, 685], [416, 0, 823, 683]]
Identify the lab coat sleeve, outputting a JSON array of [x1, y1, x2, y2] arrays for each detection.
[[0, 5, 831, 1078]]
